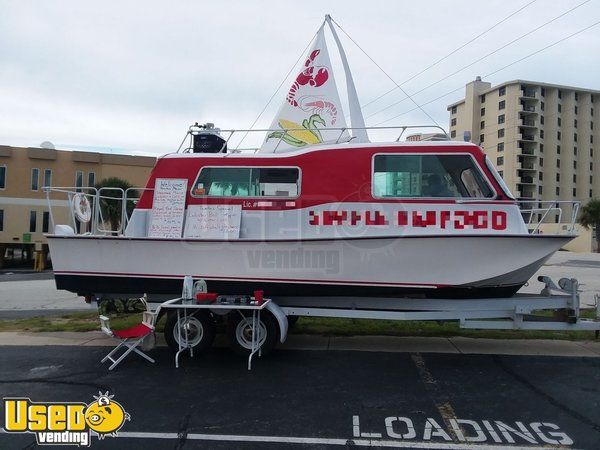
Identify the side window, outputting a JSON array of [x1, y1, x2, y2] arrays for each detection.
[[373, 154, 494, 198], [192, 167, 300, 197]]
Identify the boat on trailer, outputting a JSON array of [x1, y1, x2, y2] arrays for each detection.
[[46, 15, 577, 305]]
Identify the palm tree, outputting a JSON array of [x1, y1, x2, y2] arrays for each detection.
[[95, 177, 135, 232], [577, 199, 600, 252]]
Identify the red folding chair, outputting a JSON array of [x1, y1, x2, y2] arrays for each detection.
[[100, 309, 157, 370]]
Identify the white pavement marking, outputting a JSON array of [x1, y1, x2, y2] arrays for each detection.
[[115, 431, 577, 449]]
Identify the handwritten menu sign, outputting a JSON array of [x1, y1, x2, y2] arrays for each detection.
[[148, 178, 188, 238], [183, 205, 242, 239]]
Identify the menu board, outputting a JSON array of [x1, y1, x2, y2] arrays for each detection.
[[183, 205, 242, 239], [148, 178, 188, 238]]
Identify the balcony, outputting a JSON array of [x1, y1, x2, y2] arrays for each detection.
[[517, 176, 535, 185], [520, 104, 538, 114], [520, 90, 538, 100], [519, 118, 536, 127], [519, 144, 537, 157], [518, 133, 536, 142]]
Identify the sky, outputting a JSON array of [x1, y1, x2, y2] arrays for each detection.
[[1, 0, 599, 154]]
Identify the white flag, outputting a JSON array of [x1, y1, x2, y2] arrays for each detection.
[[260, 27, 350, 153]]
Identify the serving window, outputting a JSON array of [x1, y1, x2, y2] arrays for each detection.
[[373, 154, 494, 198], [192, 167, 300, 197]]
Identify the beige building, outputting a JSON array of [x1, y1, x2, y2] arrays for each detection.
[[448, 78, 600, 251], [0, 145, 155, 267]]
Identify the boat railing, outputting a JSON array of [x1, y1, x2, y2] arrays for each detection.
[[177, 124, 450, 153], [44, 186, 137, 236], [517, 200, 580, 234]]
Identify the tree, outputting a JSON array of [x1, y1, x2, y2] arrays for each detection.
[[95, 177, 135, 232], [577, 199, 600, 252]]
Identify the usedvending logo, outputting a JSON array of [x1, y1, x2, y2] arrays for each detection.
[[3, 392, 130, 446]]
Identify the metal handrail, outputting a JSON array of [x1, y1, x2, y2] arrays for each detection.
[[517, 200, 580, 234], [177, 124, 450, 154]]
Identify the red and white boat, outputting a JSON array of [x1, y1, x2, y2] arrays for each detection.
[[46, 16, 575, 304]]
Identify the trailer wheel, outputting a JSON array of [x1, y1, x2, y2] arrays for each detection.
[[164, 311, 215, 353], [226, 310, 278, 357]]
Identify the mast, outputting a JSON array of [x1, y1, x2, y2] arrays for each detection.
[[325, 14, 370, 143]]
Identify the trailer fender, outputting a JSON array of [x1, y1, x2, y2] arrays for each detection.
[[266, 301, 288, 343]]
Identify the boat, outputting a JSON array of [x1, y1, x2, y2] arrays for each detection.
[[46, 16, 576, 305]]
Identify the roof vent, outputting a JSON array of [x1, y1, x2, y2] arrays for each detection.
[[40, 141, 55, 149], [475, 76, 482, 82]]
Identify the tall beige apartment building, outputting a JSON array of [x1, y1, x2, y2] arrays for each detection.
[[0, 145, 155, 267], [448, 78, 599, 220]]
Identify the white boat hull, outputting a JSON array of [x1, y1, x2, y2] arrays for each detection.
[[48, 234, 573, 299]]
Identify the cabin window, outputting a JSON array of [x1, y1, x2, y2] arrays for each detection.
[[372, 154, 494, 199], [192, 167, 300, 197]]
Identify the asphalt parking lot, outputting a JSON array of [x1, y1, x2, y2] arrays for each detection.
[[1, 346, 599, 449]]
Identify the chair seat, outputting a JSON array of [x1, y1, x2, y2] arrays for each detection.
[[112, 323, 153, 339]]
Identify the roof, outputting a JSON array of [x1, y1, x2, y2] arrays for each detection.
[[447, 79, 600, 110], [161, 140, 479, 159]]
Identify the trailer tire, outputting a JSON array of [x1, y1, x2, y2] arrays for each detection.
[[226, 310, 278, 357], [164, 310, 215, 353]]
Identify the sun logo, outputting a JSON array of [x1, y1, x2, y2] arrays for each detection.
[[84, 392, 130, 439]]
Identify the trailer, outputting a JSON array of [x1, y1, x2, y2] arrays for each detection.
[[155, 276, 600, 369]]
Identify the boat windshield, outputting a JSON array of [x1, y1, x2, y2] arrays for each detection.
[[372, 154, 494, 198]]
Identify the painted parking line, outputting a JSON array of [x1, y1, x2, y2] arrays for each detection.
[[116, 431, 578, 449]]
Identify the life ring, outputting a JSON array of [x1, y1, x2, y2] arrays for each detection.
[[72, 193, 91, 223]]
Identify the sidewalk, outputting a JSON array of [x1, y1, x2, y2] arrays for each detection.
[[1, 331, 599, 357]]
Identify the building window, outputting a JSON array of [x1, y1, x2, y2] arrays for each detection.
[[0, 165, 5, 189], [43, 169, 52, 188], [556, 187, 560, 196], [591, 189, 594, 198], [591, 162, 594, 171], [557, 117, 561, 127], [481, 94, 486, 103], [557, 159, 561, 168], [451, 106, 457, 114], [540, 115, 545, 125], [498, 128, 505, 138], [42, 211, 50, 233], [591, 121, 594, 130], [451, 118, 457, 126], [499, 86, 506, 96], [450, 130, 456, 138], [540, 143, 544, 153], [498, 171, 503, 177], [539, 172, 543, 181], [541, 101, 545, 111], [29, 211, 37, 233], [479, 134, 484, 143], [591, 175, 593, 184], [540, 158, 544, 167], [481, 107, 485, 116], [540, 130, 544, 138], [497, 156, 504, 166], [574, 133, 578, 142], [557, 131, 561, 140], [558, 90, 562, 99], [75, 171, 83, 193], [573, 174, 577, 183], [31, 168, 39, 191], [498, 114, 505, 124], [575, 92, 579, 101], [591, 135, 594, 144], [591, 148, 594, 157], [556, 173, 561, 182], [541, 87, 545, 97], [88, 172, 95, 188], [575, 105, 578, 115], [557, 145, 561, 154], [574, 160, 577, 169], [0, 209, 3, 231], [480, 120, 485, 129], [499, 100, 506, 110], [497, 142, 504, 152], [538, 186, 543, 195], [574, 119, 578, 128], [573, 188, 577, 196], [574, 147, 578, 156], [558, 104, 562, 113], [591, 108, 594, 117]]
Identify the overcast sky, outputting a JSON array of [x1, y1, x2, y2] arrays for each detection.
[[1, 0, 599, 154]]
